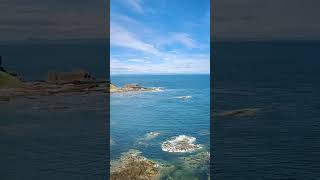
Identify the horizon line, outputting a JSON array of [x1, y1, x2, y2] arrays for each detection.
[[111, 72, 210, 75]]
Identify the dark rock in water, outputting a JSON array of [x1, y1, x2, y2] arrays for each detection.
[[218, 108, 262, 118]]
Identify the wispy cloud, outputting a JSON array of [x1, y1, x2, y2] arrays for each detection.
[[111, 51, 209, 74], [110, 17, 209, 74], [170, 33, 198, 48], [123, 0, 144, 13], [110, 1, 210, 74], [111, 23, 159, 54], [127, 58, 151, 63]]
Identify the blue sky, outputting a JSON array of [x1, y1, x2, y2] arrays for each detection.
[[110, 0, 210, 74]]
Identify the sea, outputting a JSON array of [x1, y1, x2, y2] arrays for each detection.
[[0, 41, 109, 180], [111, 74, 210, 179], [2, 41, 319, 180], [212, 41, 320, 179]]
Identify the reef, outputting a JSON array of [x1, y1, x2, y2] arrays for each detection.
[[161, 135, 202, 153], [180, 151, 210, 171], [110, 150, 160, 180]]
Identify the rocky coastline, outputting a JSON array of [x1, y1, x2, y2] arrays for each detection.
[[0, 70, 159, 101]]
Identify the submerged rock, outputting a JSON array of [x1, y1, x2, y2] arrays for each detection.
[[136, 132, 161, 147], [111, 150, 160, 180], [175, 96, 192, 99], [145, 132, 161, 140], [218, 108, 262, 118], [180, 151, 210, 171], [161, 135, 202, 153]]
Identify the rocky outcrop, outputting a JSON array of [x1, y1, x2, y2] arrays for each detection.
[[0, 81, 160, 101], [161, 135, 202, 153], [111, 150, 160, 180], [110, 83, 118, 91], [110, 83, 160, 93]]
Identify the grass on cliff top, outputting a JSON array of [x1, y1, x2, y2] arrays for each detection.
[[0, 71, 21, 88]]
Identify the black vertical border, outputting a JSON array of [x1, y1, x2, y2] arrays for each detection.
[[210, 0, 214, 179], [106, 0, 111, 178]]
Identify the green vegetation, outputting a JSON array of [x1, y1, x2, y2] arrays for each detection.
[[0, 71, 21, 88]]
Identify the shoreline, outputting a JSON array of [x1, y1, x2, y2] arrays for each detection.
[[0, 80, 159, 102]]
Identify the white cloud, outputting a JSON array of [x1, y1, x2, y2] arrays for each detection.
[[110, 14, 209, 74], [110, 23, 159, 54], [154, 32, 199, 49], [170, 33, 198, 48], [127, 58, 151, 63], [111, 52, 210, 74]]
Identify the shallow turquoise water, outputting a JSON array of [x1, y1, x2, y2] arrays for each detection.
[[110, 74, 210, 179]]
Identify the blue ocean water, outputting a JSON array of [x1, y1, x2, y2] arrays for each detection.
[[111, 74, 210, 179], [212, 41, 320, 179], [0, 42, 108, 179]]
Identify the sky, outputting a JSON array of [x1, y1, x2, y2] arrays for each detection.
[[0, 0, 106, 42], [1, 0, 319, 73], [214, 0, 320, 41], [1, 0, 319, 43], [110, 0, 210, 74]]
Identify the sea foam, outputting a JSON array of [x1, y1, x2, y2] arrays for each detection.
[[161, 135, 202, 153]]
